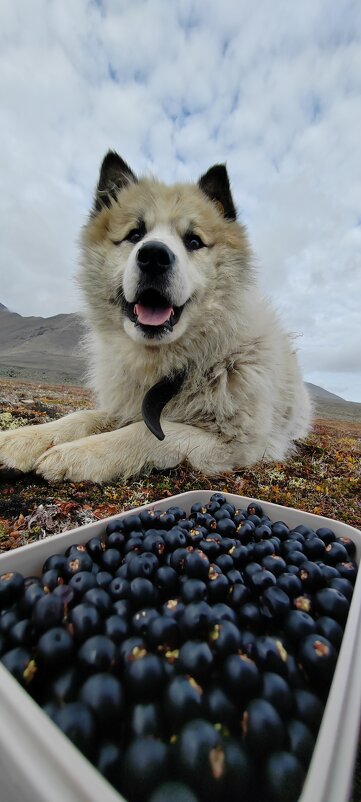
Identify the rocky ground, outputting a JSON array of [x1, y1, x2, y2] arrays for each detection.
[[0, 377, 360, 800]]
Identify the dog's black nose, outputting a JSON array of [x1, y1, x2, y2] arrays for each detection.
[[137, 241, 175, 274]]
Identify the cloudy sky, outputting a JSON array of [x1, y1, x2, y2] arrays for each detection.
[[1, 0, 360, 400]]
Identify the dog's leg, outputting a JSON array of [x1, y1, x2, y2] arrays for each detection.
[[35, 421, 235, 483], [0, 410, 118, 474]]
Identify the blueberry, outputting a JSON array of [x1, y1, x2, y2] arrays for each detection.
[[206, 568, 230, 603], [105, 518, 126, 535], [37, 627, 74, 669], [210, 493, 227, 505], [64, 552, 93, 579], [292, 689, 324, 735], [155, 566, 179, 597], [298, 561, 324, 591], [263, 751, 305, 802], [336, 561, 358, 583], [132, 607, 159, 637], [204, 684, 237, 726], [298, 634, 337, 690], [316, 527, 336, 545], [337, 536, 356, 559], [184, 550, 210, 581], [175, 718, 219, 792], [130, 577, 159, 608], [163, 529, 187, 551], [104, 613, 129, 644], [32, 594, 65, 633], [86, 536, 107, 561], [222, 653, 260, 701], [216, 517, 237, 537], [261, 672, 293, 716], [284, 610, 317, 644], [211, 603, 238, 624], [277, 573, 302, 598], [261, 586, 291, 620], [164, 675, 203, 728], [79, 672, 124, 731], [52, 702, 96, 759], [149, 782, 199, 802], [100, 548, 123, 573], [41, 569, 64, 592], [68, 571, 97, 598], [253, 636, 288, 675], [0, 609, 19, 634], [121, 737, 170, 802], [128, 552, 159, 580], [316, 616, 344, 649], [96, 741, 123, 790], [315, 587, 349, 624], [209, 620, 242, 658], [162, 599, 185, 620], [83, 588, 112, 617], [124, 653, 165, 700], [181, 602, 214, 639], [78, 635, 117, 673], [143, 534, 165, 558], [325, 541, 349, 566], [262, 555, 287, 576], [129, 702, 163, 738], [122, 514, 142, 533], [247, 502, 264, 518], [0, 572, 25, 609], [238, 602, 263, 630], [1, 646, 37, 686], [106, 531, 126, 552], [242, 698, 285, 754], [178, 640, 213, 679], [42, 553, 67, 574], [228, 583, 250, 609], [303, 537, 326, 561], [46, 666, 80, 704], [147, 615, 179, 650], [249, 569, 276, 594], [272, 521, 290, 540], [9, 619, 33, 648], [68, 602, 103, 643], [170, 548, 190, 573], [108, 577, 130, 601], [287, 719, 315, 770], [181, 578, 208, 603]]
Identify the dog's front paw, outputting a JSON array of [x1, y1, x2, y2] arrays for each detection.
[[34, 439, 113, 483], [0, 425, 55, 474]]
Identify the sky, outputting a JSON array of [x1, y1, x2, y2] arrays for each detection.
[[0, 0, 360, 400]]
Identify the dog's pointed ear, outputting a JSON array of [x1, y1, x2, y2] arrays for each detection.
[[198, 164, 237, 220], [94, 151, 137, 212]]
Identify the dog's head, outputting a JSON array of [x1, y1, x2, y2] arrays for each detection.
[[80, 151, 252, 347]]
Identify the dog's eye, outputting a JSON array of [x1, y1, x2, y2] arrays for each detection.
[[125, 226, 146, 245], [184, 232, 205, 251]]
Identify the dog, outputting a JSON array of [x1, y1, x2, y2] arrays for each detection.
[[0, 151, 311, 483]]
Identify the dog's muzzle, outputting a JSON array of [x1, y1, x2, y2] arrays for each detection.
[[120, 241, 186, 337]]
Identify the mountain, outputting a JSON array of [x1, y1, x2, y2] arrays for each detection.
[[0, 303, 86, 384], [306, 383, 345, 402], [0, 304, 360, 421]]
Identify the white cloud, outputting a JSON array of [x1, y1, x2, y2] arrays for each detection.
[[0, 0, 360, 400]]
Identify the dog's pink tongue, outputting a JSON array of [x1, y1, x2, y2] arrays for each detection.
[[134, 304, 173, 326]]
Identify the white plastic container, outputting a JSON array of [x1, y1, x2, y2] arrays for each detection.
[[0, 491, 360, 802]]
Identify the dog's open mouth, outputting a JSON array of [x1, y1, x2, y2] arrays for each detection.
[[124, 289, 185, 336]]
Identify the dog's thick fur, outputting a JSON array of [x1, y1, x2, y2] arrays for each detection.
[[0, 153, 311, 483]]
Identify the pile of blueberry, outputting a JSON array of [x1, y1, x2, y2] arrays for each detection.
[[0, 495, 358, 802]]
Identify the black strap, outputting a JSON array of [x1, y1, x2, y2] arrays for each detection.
[[141, 370, 186, 441]]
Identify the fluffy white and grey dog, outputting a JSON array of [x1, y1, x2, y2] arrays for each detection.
[[0, 152, 311, 483]]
